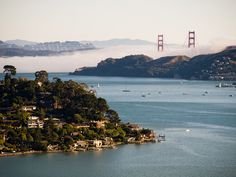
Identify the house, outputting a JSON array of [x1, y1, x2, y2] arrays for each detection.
[[21, 106, 36, 112], [127, 123, 141, 131], [87, 140, 102, 148], [127, 137, 136, 143], [72, 123, 90, 129], [27, 116, 44, 128], [90, 120, 108, 129], [47, 144, 59, 151], [102, 137, 113, 146], [44, 118, 64, 128], [145, 130, 155, 138], [75, 141, 88, 148], [71, 132, 80, 136]]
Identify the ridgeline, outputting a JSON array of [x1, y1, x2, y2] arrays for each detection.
[[71, 47, 236, 80]]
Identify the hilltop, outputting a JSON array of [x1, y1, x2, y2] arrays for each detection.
[[71, 47, 236, 80]]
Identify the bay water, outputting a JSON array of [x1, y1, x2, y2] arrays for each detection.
[[0, 73, 236, 177]]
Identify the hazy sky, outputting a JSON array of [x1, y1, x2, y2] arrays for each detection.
[[0, 0, 236, 45]]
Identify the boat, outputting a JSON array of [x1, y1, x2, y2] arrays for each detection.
[[122, 89, 131, 92], [216, 83, 234, 88], [185, 129, 190, 132], [158, 134, 165, 142], [141, 94, 146, 97], [97, 83, 100, 88], [216, 83, 222, 88]]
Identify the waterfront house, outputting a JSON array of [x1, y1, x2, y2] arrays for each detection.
[[127, 124, 141, 131], [75, 141, 88, 148], [47, 144, 59, 151], [127, 137, 136, 143], [87, 140, 102, 148], [102, 137, 113, 146]]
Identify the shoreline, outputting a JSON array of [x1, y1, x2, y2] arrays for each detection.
[[0, 139, 156, 158]]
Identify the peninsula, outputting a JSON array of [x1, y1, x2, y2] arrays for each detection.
[[70, 46, 236, 80], [0, 65, 156, 156]]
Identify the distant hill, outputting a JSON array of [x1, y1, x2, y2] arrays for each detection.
[[5, 39, 38, 47], [71, 47, 236, 80], [81, 38, 155, 48]]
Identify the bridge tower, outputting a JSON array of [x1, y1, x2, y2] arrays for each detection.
[[157, 35, 164, 51], [188, 31, 195, 48]]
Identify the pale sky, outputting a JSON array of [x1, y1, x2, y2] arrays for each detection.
[[0, 0, 236, 45]]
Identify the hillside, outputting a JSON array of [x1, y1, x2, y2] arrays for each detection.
[[71, 47, 236, 80], [0, 69, 155, 153]]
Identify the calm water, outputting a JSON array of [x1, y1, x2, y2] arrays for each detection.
[[1, 73, 236, 177]]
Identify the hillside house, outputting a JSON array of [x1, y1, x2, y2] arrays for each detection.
[[21, 106, 36, 112], [27, 116, 44, 128]]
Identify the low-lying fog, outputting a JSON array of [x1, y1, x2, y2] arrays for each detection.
[[0, 44, 225, 73]]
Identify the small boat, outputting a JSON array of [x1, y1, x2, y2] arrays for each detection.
[[229, 94, 233, 97], [185, 129, 190, 132], [97, 83, 100, 88], [216, 83, 222, 88], [141, 94, 146, 97], [158, 134, 165, 142], [122, 89, 131, 92], [216, 83, 234, 88]]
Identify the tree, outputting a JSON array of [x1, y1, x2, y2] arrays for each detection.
[[106, 109, 121, 123], [3, 65, 16, 79], [74, 114, 85, 123], [35, 70, 48, 83], [97, 98, 109, 113], [64, 135, 74, 146]]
